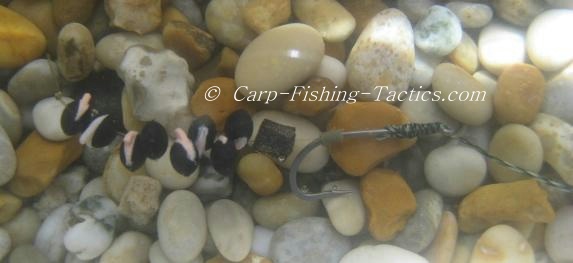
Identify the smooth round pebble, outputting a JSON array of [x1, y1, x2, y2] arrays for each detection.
[[446, 2, 493, 28], [205, 0, 255, 50], [493, 0, 546, 26], [488, 124, 543, 182], [32, 96, 73, 141], [0, 127, 16, 186], [237, 153, 283, 196], [527, 9, 573, 71], [99, 231, 152, 263], [473, 70, 497, 93], [9, 244, 48, 263], [425, 143, 487, 197], [478, 22, 526, 75], [293, 0, 356, 42], [0, 90, 22, 144], [449, 32, 478, 73], [57, 23, 95, 81], [35, 204, 72, 263], [414, 5, 462, 56], [340, 244, 429, 263], [7, 59, 60, 106], [470, 224, 534, 263], [270, 217, 351, 263], [2, 208, 41, 246], [79, 177, 107, 201], [252, 226, 274, 258], [236, 23, 324, 99], [545, 206, 573, 263], [158, 191, 207, 263], [207, 199, 253, 262], [393, 189, 443, 252], [316, 55, 347, 88], [0, 228, 10, 261], [321, 180, 366, 236]]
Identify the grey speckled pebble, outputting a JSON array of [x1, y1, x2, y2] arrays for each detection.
[[270, 217, 351, 263], [393, 189, 443, 252], [415, 5, 463, 56]]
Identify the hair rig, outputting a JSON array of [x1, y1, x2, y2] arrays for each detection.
[[289, 122, 573, 201]]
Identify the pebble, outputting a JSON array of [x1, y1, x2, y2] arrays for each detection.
[[346, 8, 414, 101], [414, 5, 463, 57], [545, 205, 573, 262], [158, 190, 207, 262], [478, 22, 526, 75], [52, 0, 97, 26], [252, 226, 274, 258], [237, 153, 283, 196], [488, 124, 543, 182], [105, 0, 161, 34], [339, 0, 387, 33], [163, 21, 216, 70], [9, 244, 48, 263], [361, 169, 416, 241], [170, 0, 203, 27], [119, 176, 162, 227], [542, 62, 573, 124], [328, 102, 415, 176], [250, 110, 329, 173], [35, 204, 72, 263], [423, 211, 458, 263], [95, 32, 165, 70], [425, 143, 487, 197], [432, 63, 493, 126], [397, 0, 434, 22], [205, 0, 256, 50], [32, 96, 73, 141], [494, 63, 545, 124], [458, 180, 555, 233], [79, 177, 107, 201], [236, 23, 324, 98], [33, 184, 66, 219], [293, 0, 356, 42], [527, 9, 573, 71], [0, 127, 16, 186], [1, 208, 40, 247], [282, 77, 339, 117], [118, 46, 193, 125], [0, 228, 9, 261], [270, 217, 351, 263], [473, 70, 497, 94], [162, 6, 190, 29], [400, 94, 460, 132], [322, 180, 366, 236], [470, 224, 534, 263], [100, 231, 152, 263], [0, 190, 21, 224], [242, 0, 291, 34], [393, 189, 443, 253], [0, 90, 22, 144], [530, 113, 573, 185], [316, 55, 347, 88], [149, 241, 203, 263], [7, 59, 60, 106], [8, 0, 58, 54], [216, 47, 239, 77], [102, 149, 147, 203], [446, 2, 493, 28], [57, 23, 95, 82], [252, 193, 320, 229], [190, 78, 254, 131], [145, 141, 198, 190], [55, 165, 88, 201], [207, 199, 254, 262], [410, 49, 441, 89], [340, 244, 429, 263], [0, 6, 46, 68], [9, 131, 83, 197], [448, 33, 478, 73], [493, 0, 546, 27]]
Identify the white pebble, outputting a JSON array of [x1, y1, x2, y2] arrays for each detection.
[[207, 199, 253, 262], [527, 9, 573, 71], [545, 206, 573, 263], [316, 55, 346, 88], [478, 21, 526, 75], [252, 226, 274, 258], [340, 244, 428, 263], [32, 96, 73, 141], [322, 180, 366, 236], [35, 204, 73, 263]]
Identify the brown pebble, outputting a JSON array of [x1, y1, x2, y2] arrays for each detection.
[[282, 77, 339, 117], [0, 5, 47, 68], [494, 63, 545, 125], [0, 190, 22, 224], [161, 6, 190, 29], [216, 47, 239, 77], [8, 0, 58, 55], [237, 153, 283, 196], [242, 0, 291, 34], [361, 169, 416, 241], [163, 21, 217, 70]]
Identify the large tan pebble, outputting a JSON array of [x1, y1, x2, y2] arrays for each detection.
[[293, 0, 356, 42], [235, 23, 324, 99], [432, 63, 492, 126], [237, 153, 283, 196], [207, 199, 254, 262], [488, 124, 543, 182], [346, 8, 414, 101], [205, 0, 256, 50], [8, 0, 58, 54], [0, 5, 47, 69], [158, 191, 207, 262], [95, 32, 164, 70], [57, 23, 95, 82], [494, 64, 545, 125], [470, 224, 534, 263]]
